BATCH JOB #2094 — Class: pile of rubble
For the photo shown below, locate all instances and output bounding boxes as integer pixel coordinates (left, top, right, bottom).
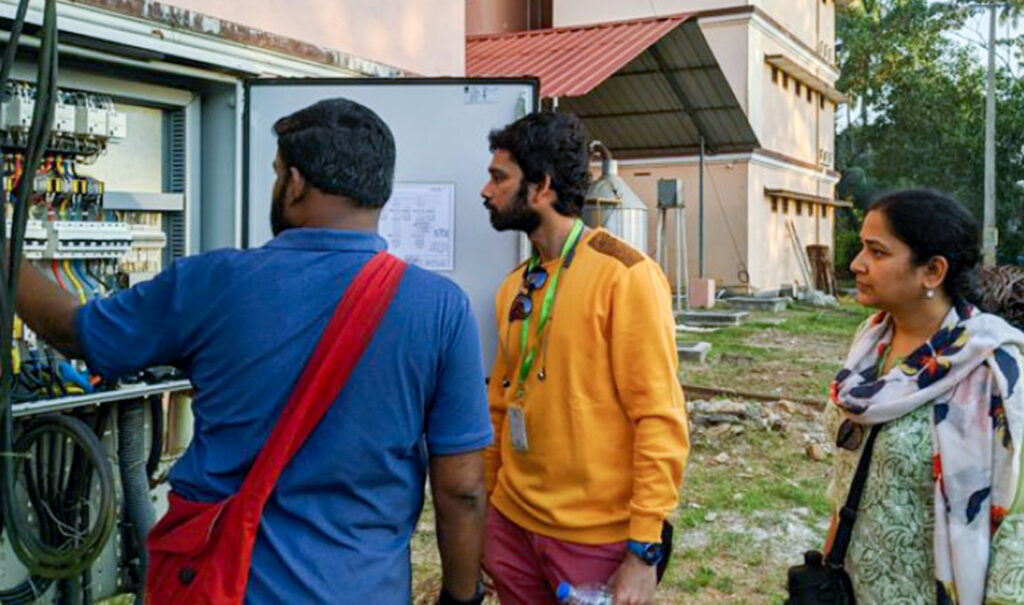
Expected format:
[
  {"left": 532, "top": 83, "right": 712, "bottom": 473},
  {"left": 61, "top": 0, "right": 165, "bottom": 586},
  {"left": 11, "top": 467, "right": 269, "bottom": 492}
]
[{"left": 686, "top": 398, "right": 830, "bottom": 461}]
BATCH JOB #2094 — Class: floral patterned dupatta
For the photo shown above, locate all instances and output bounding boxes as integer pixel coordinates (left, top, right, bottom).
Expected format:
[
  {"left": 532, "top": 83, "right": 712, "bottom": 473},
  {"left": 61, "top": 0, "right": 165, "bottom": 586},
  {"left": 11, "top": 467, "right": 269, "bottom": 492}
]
[{"left": 832, "top": 302, "right": 1024, "bottom": 605}]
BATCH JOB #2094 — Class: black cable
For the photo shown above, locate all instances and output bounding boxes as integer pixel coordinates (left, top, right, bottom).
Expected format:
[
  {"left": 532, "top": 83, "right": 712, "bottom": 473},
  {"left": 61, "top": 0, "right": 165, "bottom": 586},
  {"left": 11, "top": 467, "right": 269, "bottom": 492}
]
[
  {"left": 0, "top": 576, "right": 52, "bottom": 605},
  {"left": 0, "top": 2, "right": 122, "bottom": 577},
  {"left": 12, "top": 413, "right": 117, "bottom": 579},
  {"left": 0, "top": 0, "right": 129, "bottom": 587},
  {"left": 0, "top": 0, "right": 31, "bottom": 103},
  {"left": 146, "top": 395, "right": 163, "bottom": 481}
]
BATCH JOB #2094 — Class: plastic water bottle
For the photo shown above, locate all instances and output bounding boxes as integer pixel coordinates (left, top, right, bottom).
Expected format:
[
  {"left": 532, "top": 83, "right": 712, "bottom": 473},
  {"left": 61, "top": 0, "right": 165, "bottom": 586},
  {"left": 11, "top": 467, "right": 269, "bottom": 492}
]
[{"left": 556, "top": 581, "right": 613, "bottom": 605}]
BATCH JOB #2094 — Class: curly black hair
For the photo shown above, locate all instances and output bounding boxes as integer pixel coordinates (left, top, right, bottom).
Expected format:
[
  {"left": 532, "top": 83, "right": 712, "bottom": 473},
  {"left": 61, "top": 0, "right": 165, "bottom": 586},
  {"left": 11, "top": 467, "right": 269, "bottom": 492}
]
[
  {"left": 488, "top": 112, "right": 591, "bottom": 217},
  {"left": 273, "top": 98, "right": 395, "bottom": 208},
  {"left": 869, "top": 189, "right": 983, "bottom": 307}
]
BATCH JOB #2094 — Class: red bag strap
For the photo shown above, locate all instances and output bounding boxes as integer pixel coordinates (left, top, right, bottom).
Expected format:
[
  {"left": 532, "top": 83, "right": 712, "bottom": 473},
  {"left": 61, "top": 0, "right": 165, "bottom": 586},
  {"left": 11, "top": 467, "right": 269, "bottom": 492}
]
[{"left": 239, "top": 251, "right": 406, "bottom": 503}]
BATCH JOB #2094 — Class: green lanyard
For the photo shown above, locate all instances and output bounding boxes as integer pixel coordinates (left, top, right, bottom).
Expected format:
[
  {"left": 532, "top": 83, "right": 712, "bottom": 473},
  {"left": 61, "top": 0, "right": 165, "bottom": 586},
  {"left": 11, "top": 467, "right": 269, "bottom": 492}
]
[{"left": 516, "top": 219, "right": 584, "bottom": 390}]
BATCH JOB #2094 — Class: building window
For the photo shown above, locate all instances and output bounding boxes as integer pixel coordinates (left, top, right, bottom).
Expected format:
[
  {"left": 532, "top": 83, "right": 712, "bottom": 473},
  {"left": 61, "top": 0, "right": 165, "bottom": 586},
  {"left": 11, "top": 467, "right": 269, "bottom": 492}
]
[
  {"left": 820, "top": 95, "right": 826, "bottom": 110},
  {"left": 771, "top": 66, "right": 778, "bottom": 83},
  {"left": 782, "top": 73, "right": 789, "bottom": 88},
  {"left": 794, "top": 81, "right": 801, "bottom": 97},
  {"left": 782, "top": 198, "right": 789, "bottom": 213},
  {"left": 795, "top": 200, "right": 803, "bottom": 215},
  {"left": 771, "top": 197, "right": 778, "bottom": 212},
  {"left": 807, "top": 88, "right": 813, "bottom": 103}
]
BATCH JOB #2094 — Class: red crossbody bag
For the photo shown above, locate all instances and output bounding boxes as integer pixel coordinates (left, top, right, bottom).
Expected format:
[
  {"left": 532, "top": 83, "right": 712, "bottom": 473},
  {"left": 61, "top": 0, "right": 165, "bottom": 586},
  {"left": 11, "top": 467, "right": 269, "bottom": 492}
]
[{"left": 145, "top": 251, "right": 406, "bottom": 604}]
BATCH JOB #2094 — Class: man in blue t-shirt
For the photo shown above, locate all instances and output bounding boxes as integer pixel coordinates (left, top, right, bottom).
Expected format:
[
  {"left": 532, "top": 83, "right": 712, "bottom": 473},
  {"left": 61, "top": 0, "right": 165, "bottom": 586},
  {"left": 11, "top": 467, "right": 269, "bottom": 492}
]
[{"left": 14, "top": 99, "right": 491, "bottom": 605}]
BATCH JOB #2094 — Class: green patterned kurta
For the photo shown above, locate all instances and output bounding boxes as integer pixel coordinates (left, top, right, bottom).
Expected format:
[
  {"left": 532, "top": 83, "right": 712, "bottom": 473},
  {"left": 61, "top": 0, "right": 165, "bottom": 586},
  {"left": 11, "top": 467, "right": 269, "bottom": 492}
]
[{"left": 826, "top": 405, "right": 1024, "bottom": 604}]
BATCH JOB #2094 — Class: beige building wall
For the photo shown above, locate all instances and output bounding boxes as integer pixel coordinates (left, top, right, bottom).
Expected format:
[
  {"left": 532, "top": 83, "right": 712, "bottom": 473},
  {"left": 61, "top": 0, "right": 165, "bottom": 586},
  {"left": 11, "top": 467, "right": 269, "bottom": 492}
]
[
  {"left": 748, "top": 162, "right": 838, "bottom": 290},
  {"left": 697, "top": 20, "right": 751, "bottom": 113},
  {"left": 616, "top": 159, "right": 752, "bottom": 291},
  {"left": 553, "top": 0, "right": 828, "bottom": 41},
  {"left": 161, "top": 0, "right": 466, "bottom": 75},
  {"left": 613, "top": 155, "right": 838, "bottom": 293},
  {"left": 471, "top": 0, "right": 841, "bottom": 291},
  {"left": 700, "top": 8, "right": 837, "bottom": 166}
]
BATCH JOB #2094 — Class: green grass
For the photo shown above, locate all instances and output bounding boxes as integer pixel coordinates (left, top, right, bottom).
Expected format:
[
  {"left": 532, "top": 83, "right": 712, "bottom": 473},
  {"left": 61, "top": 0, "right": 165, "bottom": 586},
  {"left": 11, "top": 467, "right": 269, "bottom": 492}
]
[
  {"left": 674, "top": 431, "right": 831, "bottom": 526},
  {"left": 680, "top": 299, "right": 873, "bottom": 400}
]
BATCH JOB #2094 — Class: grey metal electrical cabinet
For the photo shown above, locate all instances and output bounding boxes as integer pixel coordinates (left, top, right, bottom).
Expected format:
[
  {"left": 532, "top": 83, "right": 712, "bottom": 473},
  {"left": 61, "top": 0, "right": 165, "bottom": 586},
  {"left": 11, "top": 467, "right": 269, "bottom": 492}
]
[{"left": 244, "top": 78, "right": 537, "bottom": 365}]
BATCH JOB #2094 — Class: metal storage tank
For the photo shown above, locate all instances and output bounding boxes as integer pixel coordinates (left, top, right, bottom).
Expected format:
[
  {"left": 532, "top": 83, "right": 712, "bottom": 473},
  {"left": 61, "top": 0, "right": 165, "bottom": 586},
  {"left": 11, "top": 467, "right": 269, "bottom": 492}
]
[{"left": 583, "top": 141, "right": 648, "bottom": 253}]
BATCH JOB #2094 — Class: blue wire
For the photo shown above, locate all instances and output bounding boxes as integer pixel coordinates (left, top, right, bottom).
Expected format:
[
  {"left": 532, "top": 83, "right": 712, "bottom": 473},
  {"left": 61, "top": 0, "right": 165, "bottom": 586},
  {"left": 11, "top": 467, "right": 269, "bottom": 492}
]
[{"left": 71, "top": 260, "right": 96, "bottom": 299}]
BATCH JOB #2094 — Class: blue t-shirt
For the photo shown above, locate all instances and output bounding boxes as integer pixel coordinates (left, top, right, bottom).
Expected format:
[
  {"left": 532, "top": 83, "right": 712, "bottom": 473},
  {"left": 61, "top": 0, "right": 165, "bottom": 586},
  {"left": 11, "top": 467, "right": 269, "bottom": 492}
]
[{"left": 76, "top": 228, "right": 492, "bottom": 604}]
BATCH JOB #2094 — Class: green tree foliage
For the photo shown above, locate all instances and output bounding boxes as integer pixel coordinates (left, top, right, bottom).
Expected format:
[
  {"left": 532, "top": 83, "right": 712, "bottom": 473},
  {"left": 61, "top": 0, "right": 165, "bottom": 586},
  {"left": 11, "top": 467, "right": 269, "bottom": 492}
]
[{"left": 836, "top": 0, "right": 1024, "bottom": 264}]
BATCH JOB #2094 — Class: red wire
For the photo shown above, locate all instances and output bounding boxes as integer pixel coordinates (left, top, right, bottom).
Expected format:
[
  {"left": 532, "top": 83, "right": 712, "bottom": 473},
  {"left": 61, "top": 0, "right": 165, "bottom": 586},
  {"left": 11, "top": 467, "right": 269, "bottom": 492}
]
[{"left": 51, "top": 260, "right": 66, "bottom": 290}]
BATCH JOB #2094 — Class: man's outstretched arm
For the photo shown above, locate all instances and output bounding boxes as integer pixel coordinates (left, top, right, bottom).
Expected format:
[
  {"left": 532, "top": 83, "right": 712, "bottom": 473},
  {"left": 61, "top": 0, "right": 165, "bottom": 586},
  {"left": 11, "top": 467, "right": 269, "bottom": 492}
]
[
  {"left": 16, "top": 260, "right": 83, "bottom": 359},
  {"left": 430, "top": 450, "right": 487, "bottom": 603}
]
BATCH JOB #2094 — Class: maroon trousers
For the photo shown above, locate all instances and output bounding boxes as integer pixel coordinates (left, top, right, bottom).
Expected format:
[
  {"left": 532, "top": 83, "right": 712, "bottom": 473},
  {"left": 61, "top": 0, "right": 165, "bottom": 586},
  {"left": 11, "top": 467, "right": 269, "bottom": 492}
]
[{"left": 484, "top": 506, "right": 627, "bottom": 605}]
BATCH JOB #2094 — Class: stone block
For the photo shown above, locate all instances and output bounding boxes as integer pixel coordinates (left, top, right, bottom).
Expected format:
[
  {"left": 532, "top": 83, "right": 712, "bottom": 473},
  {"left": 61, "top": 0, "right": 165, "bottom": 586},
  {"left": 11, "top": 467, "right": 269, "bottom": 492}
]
[{"left": 677, "top": 341, "right": 711, "bottom": 364}]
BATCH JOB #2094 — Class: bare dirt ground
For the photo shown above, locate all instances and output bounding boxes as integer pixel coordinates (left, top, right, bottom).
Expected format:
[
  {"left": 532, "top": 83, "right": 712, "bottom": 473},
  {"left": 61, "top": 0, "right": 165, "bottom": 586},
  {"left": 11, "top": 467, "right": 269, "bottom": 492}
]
[{"left": 411, "top": 300, "right": 872, "bottom": 604}]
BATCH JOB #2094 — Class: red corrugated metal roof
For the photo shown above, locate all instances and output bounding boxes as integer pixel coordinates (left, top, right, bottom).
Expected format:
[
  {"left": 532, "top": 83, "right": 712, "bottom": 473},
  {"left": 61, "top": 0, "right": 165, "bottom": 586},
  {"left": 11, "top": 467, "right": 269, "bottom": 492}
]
[{"left": 466, "top": 13, "right": 692, "bottom": 99}]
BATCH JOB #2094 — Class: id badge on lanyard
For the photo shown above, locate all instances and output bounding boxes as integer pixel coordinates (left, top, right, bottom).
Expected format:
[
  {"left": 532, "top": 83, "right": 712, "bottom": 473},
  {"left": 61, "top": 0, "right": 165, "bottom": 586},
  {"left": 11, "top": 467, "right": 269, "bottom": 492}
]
[
  {"left": 505, "top": 220, "right": 583, "bottom": 455},
  {"left": 508, "top": 403, "right": 529, "bottom": 452}
]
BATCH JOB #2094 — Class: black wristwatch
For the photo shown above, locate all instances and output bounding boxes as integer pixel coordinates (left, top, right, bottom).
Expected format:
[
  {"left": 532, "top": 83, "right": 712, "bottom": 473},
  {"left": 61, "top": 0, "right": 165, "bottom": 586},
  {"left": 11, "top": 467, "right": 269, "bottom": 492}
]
[{"left": 438, "top": 583, "right": 485, "bottom": 605}]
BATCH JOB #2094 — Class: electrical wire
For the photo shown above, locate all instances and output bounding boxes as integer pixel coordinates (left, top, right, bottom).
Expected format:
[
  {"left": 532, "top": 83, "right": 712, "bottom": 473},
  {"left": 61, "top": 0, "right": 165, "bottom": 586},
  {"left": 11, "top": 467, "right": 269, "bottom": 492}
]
[
  {"left": 71, "top": 260, "right": 94, "bottom": 298},
  {"left": 15, "top": 413, "right": 115, "bottom": 579},
  {"left": 704, "top": 162, "right": 750, "bottom": 284},
  {"left": 63, "top": 260, "right": 87, "bottom": 304},
  {"left": 50, "top": 259, "right": 65, "bottom": 291},
  {"left": 0, "top": 0, "right": 118, "bottom": 579},
  {"left": 0, "top": 0, "right": 31, "bottom": 102}
]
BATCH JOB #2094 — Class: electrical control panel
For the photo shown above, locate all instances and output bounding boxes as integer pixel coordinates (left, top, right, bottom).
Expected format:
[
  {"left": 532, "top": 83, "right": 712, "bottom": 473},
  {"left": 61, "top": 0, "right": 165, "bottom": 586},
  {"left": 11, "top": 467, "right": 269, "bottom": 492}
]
[{"left": 0, "top": 77, "right": 189, "bottom": 604}]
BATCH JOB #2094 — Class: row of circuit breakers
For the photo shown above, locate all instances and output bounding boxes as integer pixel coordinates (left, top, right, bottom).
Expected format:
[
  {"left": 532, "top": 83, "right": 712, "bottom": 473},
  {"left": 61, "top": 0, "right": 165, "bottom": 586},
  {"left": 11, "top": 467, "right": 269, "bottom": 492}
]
[
  {"left": 3, "top": 81, "right": 128, "bottom": 139},
  {"left": 2, "top": 81, "right": 168, "bottom": 408},
  {"left": 2, "top": 82, "right": 165, "bottom": 267}
]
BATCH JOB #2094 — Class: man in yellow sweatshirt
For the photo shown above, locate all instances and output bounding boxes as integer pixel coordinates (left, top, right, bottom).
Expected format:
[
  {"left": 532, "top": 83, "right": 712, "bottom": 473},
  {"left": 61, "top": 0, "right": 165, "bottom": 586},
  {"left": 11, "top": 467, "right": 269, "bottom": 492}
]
[{"left": 480, "top": 112, "right": 689, "bottom": 605}]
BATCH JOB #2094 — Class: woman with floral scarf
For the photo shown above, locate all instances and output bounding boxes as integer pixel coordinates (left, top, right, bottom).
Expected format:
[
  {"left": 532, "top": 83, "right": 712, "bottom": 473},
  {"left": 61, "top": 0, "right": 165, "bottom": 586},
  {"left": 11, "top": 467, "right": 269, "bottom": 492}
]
[{"left": 826, "top": 189, "right": 1024, "bottom": 605}]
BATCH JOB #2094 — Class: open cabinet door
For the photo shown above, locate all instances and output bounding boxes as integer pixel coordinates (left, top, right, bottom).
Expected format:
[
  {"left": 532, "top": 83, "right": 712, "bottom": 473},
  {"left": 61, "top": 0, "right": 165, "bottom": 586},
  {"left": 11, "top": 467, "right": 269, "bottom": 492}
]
[{"left": 243, "top": 77, "right": 537, "bottom": 366}]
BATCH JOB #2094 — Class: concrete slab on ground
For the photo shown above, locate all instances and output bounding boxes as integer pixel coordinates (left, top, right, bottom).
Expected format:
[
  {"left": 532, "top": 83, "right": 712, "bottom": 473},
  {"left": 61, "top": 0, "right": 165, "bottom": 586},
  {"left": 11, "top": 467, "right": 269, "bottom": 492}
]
[
  {"left": 725, "top": 297, "right": 789, "bottom": 313},
  {"left": 678, "top": 341, "right": 712, "bottom": 364},
  {"left": 677, "top": 310, "right": 749, "bottom": 327}
]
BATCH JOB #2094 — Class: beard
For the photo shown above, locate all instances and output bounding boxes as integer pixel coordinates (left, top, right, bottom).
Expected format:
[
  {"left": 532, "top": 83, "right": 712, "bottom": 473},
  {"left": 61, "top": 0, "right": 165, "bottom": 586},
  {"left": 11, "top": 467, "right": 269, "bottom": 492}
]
[
  {"left": 270, "top": 174, "right": 294, "bottom": 237},
  {"left": 486, "top": 180, "right": 541, "bottom": 233}
]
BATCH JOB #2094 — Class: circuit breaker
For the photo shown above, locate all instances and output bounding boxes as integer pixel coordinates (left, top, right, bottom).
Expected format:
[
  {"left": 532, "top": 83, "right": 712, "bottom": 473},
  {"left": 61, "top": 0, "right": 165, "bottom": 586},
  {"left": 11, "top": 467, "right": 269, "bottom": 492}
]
[{"left": 0, "top": 79, "right": 188, "bottom": 604}]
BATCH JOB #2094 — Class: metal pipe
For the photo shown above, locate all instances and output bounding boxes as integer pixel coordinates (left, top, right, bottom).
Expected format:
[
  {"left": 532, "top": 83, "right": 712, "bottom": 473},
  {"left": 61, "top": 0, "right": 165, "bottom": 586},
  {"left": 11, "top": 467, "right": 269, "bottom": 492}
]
[
  {"left": 698, "top": 136, "right": 706, "bottom": 278},
  {"left": 680, "top": 206, "right": 690, "bottom": 311},
  {"left": 12, "top": 379, "right": 192, "bottom": 418},
  {"left": 675, "top": 209, "right": 683, "bottom": 312},
  {"left": 590, "top": 141, "right": 613, "bottom": 177}
]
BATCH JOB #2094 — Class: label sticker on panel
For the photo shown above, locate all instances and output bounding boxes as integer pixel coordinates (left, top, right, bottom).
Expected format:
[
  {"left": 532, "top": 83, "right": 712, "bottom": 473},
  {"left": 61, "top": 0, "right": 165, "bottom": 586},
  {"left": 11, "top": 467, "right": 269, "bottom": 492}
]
[{"left": 464, "top": 85, "right": 499, "bottom": 105}]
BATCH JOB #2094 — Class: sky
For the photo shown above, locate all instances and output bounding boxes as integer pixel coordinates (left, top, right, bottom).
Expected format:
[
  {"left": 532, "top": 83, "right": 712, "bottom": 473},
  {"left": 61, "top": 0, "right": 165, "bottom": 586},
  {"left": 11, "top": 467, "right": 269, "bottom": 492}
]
[{"left": 946, "top": 3, "right": 1022, "bottom": 77}]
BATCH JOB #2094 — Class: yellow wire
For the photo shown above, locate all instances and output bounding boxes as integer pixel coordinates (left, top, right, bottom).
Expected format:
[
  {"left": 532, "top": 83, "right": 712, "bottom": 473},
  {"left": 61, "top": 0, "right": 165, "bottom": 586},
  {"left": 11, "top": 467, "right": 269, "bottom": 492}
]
[{"left": 63, "top": 260, "right": 88, "bottom": 305}]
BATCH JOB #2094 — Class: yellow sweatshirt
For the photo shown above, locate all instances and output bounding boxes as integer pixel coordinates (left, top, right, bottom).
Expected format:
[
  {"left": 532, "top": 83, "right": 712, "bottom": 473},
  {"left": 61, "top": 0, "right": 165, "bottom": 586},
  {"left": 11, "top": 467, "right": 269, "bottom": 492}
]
[{"left": 485, "top": 228, "right": 689, "bottom": 544}]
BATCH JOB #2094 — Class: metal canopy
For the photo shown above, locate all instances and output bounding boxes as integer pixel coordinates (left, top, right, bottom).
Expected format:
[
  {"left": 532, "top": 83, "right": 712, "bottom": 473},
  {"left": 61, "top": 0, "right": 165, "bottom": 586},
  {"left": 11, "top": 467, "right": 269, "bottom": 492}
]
[{"left": 466, "top": 15, "right": 759, "bottom": 158}]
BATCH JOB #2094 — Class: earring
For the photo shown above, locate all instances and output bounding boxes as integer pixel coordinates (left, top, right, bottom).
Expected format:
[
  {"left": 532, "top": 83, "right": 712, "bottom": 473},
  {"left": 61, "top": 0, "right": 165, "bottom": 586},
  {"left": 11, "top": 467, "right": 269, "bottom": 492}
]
[{"left": 926, "top": 289, "right": 935, "bottom": 299}]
